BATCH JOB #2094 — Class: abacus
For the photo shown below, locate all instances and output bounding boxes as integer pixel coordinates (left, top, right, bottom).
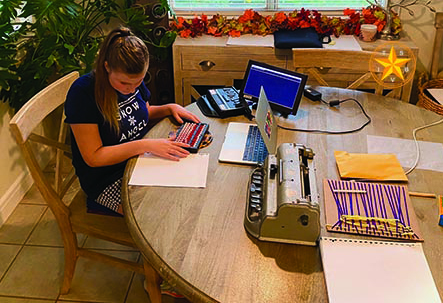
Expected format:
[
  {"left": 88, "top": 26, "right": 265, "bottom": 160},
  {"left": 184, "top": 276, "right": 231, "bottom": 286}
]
[
  {"left": 324, "top": 179, "right": 423, "bottom": 241},
  {"left": 174, "top": 122, "right": 209, "bottom": 153}
]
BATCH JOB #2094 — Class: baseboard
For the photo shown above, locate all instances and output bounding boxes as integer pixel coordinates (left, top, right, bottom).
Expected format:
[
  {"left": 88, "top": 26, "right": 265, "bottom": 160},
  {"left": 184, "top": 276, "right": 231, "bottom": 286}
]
[
  {"left": 0, "top": 170, "right": 34, "bottom": 227},
  {"left": 0, "top": 144, "right": 54, "bottom": 227}
]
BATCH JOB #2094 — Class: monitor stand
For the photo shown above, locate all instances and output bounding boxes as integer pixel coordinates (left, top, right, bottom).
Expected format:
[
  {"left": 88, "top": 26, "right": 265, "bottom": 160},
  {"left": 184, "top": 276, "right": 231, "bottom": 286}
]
[{"left": 251, "top": 102, "right": 297, "bottom": 120}]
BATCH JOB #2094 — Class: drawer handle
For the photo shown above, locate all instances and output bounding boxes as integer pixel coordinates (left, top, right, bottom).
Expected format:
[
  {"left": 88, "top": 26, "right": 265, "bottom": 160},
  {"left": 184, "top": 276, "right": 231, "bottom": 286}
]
[
  {"left": 199, "top": 60, "right": 215, "bottom": 71},
  {"left": 316, "top": 67, "right": 331, "bottom": 73}
]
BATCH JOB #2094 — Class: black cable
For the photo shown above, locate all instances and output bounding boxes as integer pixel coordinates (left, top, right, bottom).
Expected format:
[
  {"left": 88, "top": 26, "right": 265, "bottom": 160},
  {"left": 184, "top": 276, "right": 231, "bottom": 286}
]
[{"left": 277, "top": 98, "right": 371, "bottom": 134}]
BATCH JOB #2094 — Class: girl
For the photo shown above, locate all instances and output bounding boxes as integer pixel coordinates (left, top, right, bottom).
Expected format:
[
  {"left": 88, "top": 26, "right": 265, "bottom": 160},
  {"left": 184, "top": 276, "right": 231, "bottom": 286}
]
[{"left": 65, "top": 27, "right": 199, "bottom": 216}]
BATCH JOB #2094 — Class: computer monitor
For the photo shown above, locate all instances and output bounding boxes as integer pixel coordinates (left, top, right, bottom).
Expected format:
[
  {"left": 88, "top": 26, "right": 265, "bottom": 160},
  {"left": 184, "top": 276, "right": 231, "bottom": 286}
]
[{"left": 239, "top": 60, "right": 308, "bottom": 117}]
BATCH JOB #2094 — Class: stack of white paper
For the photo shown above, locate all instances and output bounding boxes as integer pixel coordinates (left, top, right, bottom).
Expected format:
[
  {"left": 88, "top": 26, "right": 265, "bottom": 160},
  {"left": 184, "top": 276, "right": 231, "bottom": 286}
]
[
  {"left": 427, "top": 88, "right": 443, "bottom": 105},
  {"left": 129, "top": 153, "right": 209, "bottom": 188},
  {"left": 320, "top": 237, "right": 441, "bottom": 303}
]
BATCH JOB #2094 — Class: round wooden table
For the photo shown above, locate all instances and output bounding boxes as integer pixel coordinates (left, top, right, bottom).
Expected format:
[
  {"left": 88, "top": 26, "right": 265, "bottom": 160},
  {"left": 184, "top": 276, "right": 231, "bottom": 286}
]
[{"left": 122, "top": 87, "right": 443, "bottom": 302}]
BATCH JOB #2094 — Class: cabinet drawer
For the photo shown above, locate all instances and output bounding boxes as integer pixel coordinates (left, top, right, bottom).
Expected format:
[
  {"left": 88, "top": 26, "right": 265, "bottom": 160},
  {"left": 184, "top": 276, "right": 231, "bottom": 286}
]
[{"left": 180, "top": 48, "right": 287, "bottom": 72}]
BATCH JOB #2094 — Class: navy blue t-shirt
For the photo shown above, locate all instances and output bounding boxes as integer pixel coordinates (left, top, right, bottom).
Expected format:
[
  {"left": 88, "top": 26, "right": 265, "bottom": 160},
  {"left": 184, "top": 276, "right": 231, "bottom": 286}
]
[{"left": 64, "top": 73, "right": 150, "bottom": 201}]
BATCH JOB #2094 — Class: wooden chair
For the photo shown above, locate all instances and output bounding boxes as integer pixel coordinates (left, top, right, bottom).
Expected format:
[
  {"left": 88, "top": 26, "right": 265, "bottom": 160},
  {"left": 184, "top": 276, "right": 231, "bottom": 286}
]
[
  {"left": 431, "top": 12, "right": 443, "bottom": 80},
  {"left": 9, "top": 71, "right": 161, "bottom": 302},
  {"left": 292, "top": 49, "right": 402, "bottom": 99}
]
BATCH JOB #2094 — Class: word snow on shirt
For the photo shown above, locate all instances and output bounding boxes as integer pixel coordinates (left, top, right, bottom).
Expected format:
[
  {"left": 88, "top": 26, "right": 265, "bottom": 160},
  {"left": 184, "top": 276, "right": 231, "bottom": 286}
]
[{"left": 117, "top": 89, "right": 149, "bottom": 142}]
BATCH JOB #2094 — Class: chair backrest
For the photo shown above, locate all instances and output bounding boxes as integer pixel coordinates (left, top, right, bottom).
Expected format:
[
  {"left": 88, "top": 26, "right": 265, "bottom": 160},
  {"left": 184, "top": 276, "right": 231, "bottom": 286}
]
[
  {"left": 292, "top": 49, "right": 401, "bottom": 99},
  {"left": 431, "top": 12, "right": 443, "bottom": 80},
  {"left": 10, "top": 71, "right": 79, "bottom": 222}
]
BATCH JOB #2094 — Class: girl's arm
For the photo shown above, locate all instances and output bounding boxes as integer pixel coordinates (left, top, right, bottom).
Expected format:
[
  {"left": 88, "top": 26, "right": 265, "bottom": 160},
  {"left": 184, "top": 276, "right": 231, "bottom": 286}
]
[
  {"left": 149, "top": 103, "right": 200, "bottom": 124},
  {"left": 70, "top": 124, "right": 190, "bottom": 167}
]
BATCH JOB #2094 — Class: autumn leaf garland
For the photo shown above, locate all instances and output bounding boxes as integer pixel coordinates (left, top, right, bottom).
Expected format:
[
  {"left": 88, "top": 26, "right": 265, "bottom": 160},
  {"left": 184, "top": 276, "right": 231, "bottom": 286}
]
[{"left": 170, "top": 6, "right": 401, "bottom": 38}]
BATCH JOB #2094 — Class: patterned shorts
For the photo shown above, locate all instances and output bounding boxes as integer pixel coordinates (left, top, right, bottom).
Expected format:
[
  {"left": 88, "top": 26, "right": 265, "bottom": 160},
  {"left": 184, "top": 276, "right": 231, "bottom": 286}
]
[{"left": 95, "top": 178, "right": 122, "bottom": 212}]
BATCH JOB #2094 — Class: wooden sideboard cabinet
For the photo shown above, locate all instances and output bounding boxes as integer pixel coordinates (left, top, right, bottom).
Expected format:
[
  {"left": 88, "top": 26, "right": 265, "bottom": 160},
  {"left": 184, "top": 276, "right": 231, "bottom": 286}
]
[{"left": 173, "top": 35, "right": 418, "bottom": 105}]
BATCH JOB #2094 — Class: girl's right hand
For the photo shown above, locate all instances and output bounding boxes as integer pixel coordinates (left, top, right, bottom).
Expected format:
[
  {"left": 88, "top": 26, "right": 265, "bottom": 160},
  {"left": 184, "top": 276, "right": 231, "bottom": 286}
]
[{"left": 144, "top": 138, "right": 190, "bottom": 161}]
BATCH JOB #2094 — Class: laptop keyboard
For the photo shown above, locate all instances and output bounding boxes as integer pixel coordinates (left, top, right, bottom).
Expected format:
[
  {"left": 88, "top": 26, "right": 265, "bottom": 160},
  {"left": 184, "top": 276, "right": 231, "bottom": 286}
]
[{"left": 243, "top": 125, "right": 268, "bottom": 162}]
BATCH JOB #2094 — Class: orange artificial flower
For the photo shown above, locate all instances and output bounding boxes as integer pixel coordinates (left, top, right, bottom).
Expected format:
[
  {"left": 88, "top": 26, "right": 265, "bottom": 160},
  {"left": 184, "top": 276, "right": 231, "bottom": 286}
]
[
  {"left": 274, "top": 12, "right": 287, "bottom": 23},
  {"left": 343, "top": 8, "right": 356, "bottom": 16},
  {"left": 299, "top": 20, "right": 311, "bottom": 28},
  {"left": 207, "top": 26, "right": 218, "bottom": 35},
  {"left": 238, "top": 9, "right": 255, "bottom": 23},
  {"left": 179, "top": 29, "right": 192, "bottom": 38},
  {"left": 228, "top": 29, "right": 242, "bottom": 37},
  {"left": 171, "top": 17, "right": 185, "bottom": 29},
  {"left": 374, "top": 20, "right": 385, "bottom": 32},
  {"left": 264, "top": 15, "right": 272, "bottom": 26},
  {"left": 287, "top": 16, "right": 299, "bottom": 29},
  {"left": 362, "top": 8, "right": 372, "bottom": 16}
]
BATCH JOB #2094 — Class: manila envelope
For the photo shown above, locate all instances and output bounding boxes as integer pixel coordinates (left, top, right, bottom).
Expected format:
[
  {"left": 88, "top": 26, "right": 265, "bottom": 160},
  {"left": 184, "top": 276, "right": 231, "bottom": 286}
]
[{"left": 334, "top": 150, "right": 408, "bottom": 181}]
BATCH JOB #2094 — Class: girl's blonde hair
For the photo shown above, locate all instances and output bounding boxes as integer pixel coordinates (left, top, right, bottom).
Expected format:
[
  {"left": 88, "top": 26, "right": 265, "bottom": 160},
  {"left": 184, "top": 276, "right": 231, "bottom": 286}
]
[{"left": 94, "top": 27, "right": 149, "bottom": 133}]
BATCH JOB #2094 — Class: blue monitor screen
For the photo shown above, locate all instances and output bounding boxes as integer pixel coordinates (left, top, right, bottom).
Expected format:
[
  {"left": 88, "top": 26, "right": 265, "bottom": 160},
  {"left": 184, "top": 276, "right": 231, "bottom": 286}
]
[{"left": 239, "top": 60, "right": 308, "bottom": 116}]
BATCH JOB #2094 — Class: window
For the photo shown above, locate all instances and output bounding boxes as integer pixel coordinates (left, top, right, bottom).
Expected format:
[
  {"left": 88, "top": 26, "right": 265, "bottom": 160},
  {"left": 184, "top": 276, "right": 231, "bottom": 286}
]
[
  {"left": 0, "top": 1, "right": 33, "bottom": 31},
  {"left": 170, "top": 0, "right": 386, "bottom": 15}
]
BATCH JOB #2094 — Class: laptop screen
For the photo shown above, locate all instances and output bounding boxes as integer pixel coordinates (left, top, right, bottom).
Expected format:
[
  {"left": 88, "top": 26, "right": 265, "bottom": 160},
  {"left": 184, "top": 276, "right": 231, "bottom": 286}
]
[
  {"left": 256, "top": 87, "right": 278, "bottom": 155},
  {"left": 239, "top": 60, "right": 307, "bottom": 116}
]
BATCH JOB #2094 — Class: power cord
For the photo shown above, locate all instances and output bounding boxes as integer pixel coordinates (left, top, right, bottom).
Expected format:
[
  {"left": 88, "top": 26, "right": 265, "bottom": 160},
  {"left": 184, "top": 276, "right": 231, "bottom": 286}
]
[
  {"left": 404, "top": 117, "right": 443, "bottom": 175},
  {"left": 277, "top": 98, "right": 371, "bottom": 134},
  {"left": 289, "top": 87, "right": 443, "bottom": 175}
]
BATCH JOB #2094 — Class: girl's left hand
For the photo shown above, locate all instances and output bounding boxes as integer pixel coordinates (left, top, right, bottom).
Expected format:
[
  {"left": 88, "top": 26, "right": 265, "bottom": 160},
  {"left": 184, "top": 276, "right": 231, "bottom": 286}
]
[{"left": 169, "top": 104, "right": 200, "bottom": 124}]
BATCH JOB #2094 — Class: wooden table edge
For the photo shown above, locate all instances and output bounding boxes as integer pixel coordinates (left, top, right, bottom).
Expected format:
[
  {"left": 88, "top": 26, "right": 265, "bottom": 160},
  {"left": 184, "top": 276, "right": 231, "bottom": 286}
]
[{"left": 122, "top": 155, "right": 219, "bottom": 303}]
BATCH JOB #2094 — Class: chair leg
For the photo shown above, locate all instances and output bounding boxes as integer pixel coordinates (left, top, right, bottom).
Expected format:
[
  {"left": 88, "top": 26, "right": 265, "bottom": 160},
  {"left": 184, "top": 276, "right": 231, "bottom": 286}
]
[
  {"left": 60, "top": 239, "right": 78, "bottom": 295},
  {"left": 143, "top": 259, "right": 162, "bottom": 303}
]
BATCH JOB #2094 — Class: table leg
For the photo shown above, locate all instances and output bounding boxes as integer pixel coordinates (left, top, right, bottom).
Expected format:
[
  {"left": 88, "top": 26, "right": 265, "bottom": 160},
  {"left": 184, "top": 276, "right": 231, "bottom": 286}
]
[{"left": 143, "top": 259, "right": 162, "bottom": 303}]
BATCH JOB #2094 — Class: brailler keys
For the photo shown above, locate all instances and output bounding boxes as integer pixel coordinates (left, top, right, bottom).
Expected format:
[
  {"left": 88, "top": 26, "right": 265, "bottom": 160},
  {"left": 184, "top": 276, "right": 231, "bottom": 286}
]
[{"left": 173, "top": 122, "right": 209, "bottom": 153}]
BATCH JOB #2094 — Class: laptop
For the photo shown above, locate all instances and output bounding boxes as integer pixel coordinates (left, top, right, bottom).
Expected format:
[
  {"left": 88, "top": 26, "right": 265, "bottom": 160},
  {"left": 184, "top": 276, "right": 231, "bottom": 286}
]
[{"left": 218, "top": 87, "right": 278, "bottom": 165}]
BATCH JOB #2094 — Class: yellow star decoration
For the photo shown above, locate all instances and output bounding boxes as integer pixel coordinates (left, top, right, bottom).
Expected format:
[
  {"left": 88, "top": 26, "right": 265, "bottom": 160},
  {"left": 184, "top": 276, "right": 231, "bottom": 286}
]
[{"left": 374, "top": 46, "right": 411, "bottom": 81}]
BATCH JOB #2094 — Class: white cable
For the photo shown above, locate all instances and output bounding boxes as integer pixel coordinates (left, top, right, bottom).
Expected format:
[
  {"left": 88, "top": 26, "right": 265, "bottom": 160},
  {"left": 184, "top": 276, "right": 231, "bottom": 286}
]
[{"left": 404, "top": 117, "right": 443, "bottom": 175}]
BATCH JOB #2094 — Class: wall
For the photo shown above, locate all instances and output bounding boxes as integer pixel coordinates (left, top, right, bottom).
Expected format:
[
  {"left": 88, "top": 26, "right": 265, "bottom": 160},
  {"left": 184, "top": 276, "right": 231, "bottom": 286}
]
[
  {"left": 0, "top": 101, "right": 34, "bottom": 226},
  {"left": 0, "top": 98, "right": 57, "bottom": 228},
  {"left": 400, "top": 2, "right": 443, "bottom": 76}
]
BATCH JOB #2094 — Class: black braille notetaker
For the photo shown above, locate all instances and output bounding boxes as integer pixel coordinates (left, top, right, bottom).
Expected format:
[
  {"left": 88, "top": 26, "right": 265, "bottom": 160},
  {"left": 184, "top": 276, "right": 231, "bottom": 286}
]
[{"left": 173, "top": 122, "right": 209, "bottom": 153}]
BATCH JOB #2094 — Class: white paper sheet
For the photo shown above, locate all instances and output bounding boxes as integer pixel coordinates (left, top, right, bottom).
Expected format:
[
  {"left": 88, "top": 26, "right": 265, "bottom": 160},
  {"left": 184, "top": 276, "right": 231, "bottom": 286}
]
[
  {"left": 320, "top": 237, "right": 441, "bottom": 303},
  {"left": 367, "top": 135, "right": 443, "bottom": 173},
  {"left": 323, "top": 35, "right": 362, "bottom": 51},
  {"left": 226, "top": 34, "right": 274, "bottom": 47},
  {"left": 129, "top": 153, "right": 209, "bottom": 187},
  {"left": 427, "top": 88, "right": 443, "bottom": 105},
  {"left": 226, "top": 34, "right": 360, "bottom": 50}
]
